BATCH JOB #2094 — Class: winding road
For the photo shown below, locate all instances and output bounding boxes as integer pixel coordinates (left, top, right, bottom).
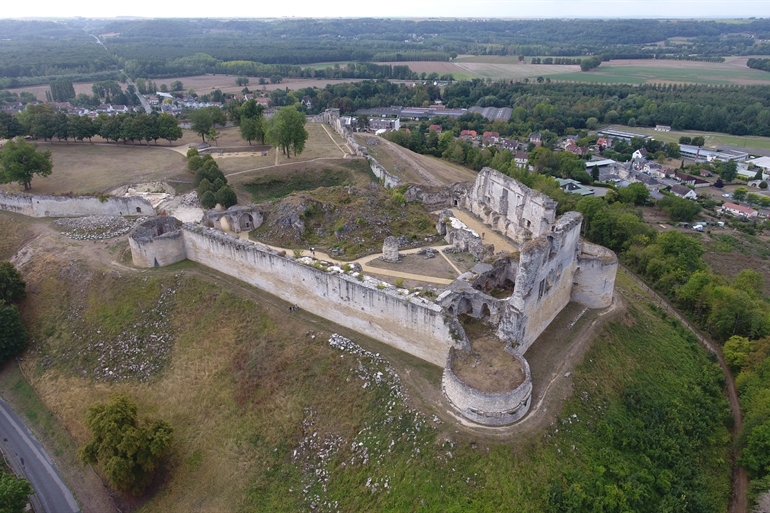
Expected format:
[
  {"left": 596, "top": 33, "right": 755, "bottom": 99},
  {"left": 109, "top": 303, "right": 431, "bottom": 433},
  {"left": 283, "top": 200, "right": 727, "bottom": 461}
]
[{"left": 0, "top": 397, "right": 79, "bottom": 513}]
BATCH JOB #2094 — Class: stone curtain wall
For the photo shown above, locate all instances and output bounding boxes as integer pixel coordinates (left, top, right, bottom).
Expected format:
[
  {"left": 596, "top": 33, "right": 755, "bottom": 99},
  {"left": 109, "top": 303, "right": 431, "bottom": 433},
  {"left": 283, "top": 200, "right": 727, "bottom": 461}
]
[
  {"left": 317, "top": 109, "right": 402, "bottom": 189},
  {"left": 464, "top": 168, "right": 557, "bottom": 245},
  {"left": 0, "top": 191, "right": 154, "bottom": 218},
  {"left": 181, "top": 224, "right": 459, "bottom": 366}
]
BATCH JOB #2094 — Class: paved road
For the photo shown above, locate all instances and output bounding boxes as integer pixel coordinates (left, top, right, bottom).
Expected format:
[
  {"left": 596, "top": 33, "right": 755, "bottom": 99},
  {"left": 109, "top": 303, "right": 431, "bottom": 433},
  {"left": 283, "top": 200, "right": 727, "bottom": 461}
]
[{"left": 0, "top": 398, "right": 79, "bottom": 513}]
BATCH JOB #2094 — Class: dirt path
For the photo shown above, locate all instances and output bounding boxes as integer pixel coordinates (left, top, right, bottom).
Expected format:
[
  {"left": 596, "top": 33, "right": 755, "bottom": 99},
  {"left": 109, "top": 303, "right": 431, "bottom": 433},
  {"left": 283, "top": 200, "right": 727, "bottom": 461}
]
[
  {"left": 223, "top": 156, "right": 364, "bottom": 178},
  {"left": 620, "top": 265, "right": 747, "bottom": 513},
  {"left": 320, "top": 123, "right": 351, "bottom": 157}
]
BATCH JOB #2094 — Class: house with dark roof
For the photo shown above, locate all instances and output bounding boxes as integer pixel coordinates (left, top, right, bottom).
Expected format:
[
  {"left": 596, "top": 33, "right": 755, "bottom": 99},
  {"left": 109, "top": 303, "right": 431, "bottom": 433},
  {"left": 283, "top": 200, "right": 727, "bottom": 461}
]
[{"left": 671, "top": 184, "right": 697, "bottom": 200}]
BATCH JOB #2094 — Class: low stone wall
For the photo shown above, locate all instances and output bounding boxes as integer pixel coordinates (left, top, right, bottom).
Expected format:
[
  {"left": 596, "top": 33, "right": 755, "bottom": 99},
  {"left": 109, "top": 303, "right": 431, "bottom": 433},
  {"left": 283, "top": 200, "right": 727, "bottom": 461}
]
[
  {"left": 0, "top": 191, "right": 154, "bottom": 218},
  {"left": 318, "top": 109, "right": 402, "bottom": 188},
  {"left": 181, "top": 224, "right": 463, "bottom": 366},
  {"left": 442, "top": 348, "right": 532, "bottom": 426}
]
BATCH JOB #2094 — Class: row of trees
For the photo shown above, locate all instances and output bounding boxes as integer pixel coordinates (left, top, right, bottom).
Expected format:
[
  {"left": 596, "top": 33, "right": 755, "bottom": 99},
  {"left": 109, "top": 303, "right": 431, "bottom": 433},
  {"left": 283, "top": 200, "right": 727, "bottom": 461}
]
[
  {"left": 186, "top": 149, "right": 237, "bottom": 209},
  {"left": 18, "top": 104, "right": 182, "bottom": 146},
  {"left": 747, "top": 58, "right": 770, "bottom": 72}
]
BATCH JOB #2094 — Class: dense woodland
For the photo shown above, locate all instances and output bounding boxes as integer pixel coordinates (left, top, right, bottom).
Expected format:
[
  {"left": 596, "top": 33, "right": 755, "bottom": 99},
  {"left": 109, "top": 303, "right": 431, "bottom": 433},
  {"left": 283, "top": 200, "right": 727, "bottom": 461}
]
[
  {"left": 307, "top": 80, "right": 770, "bottom": 137},
  {"left": 3, "top": 18, "right": 770, "bottom": 86}
]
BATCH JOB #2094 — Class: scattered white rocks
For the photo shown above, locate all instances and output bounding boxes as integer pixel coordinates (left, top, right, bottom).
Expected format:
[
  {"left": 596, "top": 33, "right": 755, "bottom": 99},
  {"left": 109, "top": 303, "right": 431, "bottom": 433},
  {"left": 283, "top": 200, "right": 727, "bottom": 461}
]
[{"left": 55, "top": 215, "right": 146, "bottom": 240}]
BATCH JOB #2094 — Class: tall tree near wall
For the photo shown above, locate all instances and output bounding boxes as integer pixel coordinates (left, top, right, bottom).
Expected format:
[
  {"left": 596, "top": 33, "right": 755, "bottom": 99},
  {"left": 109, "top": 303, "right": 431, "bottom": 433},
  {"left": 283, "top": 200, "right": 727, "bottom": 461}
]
[
  {"left": 267, "top": 106, "right": 308, "bottom": 157},
  {"left": 0, "top": 138, "right": 53, "bottom": 190}
]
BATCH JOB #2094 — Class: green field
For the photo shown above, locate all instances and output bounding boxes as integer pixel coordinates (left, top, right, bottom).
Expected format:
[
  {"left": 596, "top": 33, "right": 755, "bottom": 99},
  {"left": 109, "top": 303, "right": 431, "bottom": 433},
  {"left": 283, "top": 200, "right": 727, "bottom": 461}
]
[
  {"left": 546, "top": 64, "right": 770, "bottom": 85},
  {"left": 607, "top": 124, "right": 770, "bottom": 153}
]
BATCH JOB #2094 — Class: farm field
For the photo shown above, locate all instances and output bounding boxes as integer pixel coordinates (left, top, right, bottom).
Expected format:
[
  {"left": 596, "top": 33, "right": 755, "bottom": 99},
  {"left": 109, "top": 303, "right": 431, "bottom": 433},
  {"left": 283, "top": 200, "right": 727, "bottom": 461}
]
[
  {"left": 6, "top": 81, "right": 122, "bottom": 103},
  {"left": 605, "top": 124, "right": 770, "bottom": 153},
  {"left": 543, "top": 56, "right": 770, "bottom": 85},
  {"left": 150, "top": 75, "right": 362, "bottom": 95}
]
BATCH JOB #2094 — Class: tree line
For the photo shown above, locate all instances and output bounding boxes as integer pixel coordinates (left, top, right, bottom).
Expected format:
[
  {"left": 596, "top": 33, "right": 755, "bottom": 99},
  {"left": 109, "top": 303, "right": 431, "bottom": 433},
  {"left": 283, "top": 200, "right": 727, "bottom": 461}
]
[
  {"left": 747, "top": 58, "right": 770, "bottom": 73},
  {"left": 14, "top": 104, "right": 182, "bottom": 146}
]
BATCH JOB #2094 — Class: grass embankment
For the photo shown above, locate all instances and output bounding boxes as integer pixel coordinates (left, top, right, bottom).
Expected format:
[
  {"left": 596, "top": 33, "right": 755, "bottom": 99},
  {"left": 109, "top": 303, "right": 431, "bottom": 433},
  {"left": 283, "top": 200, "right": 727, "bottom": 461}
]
[
  {"left": 239, "top": 159, "right": 374, "bottom": 202},
  {"left": 13, "top": 244, "right": 732, "bottom": 511}
]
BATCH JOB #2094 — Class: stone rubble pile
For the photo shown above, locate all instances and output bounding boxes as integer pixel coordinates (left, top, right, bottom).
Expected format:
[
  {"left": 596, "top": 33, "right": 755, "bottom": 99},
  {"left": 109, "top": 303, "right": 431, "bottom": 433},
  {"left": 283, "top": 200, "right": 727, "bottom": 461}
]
[{"left": 54, "top": 215, "right": 147, "bottom": 240}]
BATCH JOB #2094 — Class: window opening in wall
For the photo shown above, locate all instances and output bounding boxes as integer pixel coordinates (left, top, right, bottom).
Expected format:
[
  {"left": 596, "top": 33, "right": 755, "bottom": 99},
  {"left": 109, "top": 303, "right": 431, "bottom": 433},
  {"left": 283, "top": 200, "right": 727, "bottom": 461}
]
[
  {"left": 136, "top": 207, "right": 142, "bottom": 213},
  {"left": 538, "top": 279, "right": 545, "bottom": 299},
  {"left": 526, "top": 219, "right": 531, "bottom": 228}
]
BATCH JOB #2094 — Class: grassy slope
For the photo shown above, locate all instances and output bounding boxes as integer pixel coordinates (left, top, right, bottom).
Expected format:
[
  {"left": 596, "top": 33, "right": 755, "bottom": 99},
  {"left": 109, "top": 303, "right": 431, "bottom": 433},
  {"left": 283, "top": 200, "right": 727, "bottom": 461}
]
[{"left": 13, "top": 240, "right": 731, "bottom": 511}]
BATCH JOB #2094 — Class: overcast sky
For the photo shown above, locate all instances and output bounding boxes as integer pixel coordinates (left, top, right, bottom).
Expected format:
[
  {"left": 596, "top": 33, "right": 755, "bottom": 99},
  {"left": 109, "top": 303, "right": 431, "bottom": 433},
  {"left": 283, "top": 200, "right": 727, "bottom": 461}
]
[{"left": 2, "top": 0, "right": 770, "bottom": 20}]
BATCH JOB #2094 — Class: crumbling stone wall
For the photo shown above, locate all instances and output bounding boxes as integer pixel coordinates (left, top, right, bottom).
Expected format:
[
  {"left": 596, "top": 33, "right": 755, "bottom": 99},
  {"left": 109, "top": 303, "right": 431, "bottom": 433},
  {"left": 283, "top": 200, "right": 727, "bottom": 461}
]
[
  {"left": 572, "top": 242, "right": 617, "bottom": 308},
  {"left": 497, "top": 212, "right": 583, "bottom": 353},
  {"left": 128, "top": 217, "right": 186, "bottom": 267},
  {"left": 202, "top": 206, "right": 263, "bottom": 234},
  {"left": 437, "top": 210, "right": 494, "bottom": 260},
  {"left": 442, "top": 348, "right": 532, "bottom": 425},
  {"left": 0, "top": 191, "right": 154, "bottom": 218},
  {"left": 462, "top": 167, "right": 557, "bottom": 245},
  {"left": 181, "top": 224, "right": 466, "bottom": 366}
]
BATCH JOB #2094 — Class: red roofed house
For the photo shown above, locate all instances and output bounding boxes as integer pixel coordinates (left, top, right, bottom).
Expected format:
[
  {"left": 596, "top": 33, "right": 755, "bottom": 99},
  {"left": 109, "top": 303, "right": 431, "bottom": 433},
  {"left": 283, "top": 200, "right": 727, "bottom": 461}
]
[
  {"left": 460, "top": 130, "right": 477, "bottom": 139},
  {"left": 428, "top": 124, "right": 442, "bottom": 133},
  {"left": 720, "top": 202, "right": 758, "bottom": 219},
  {"left": 597, "top": 138, "right": 612, "bottom": 150}
]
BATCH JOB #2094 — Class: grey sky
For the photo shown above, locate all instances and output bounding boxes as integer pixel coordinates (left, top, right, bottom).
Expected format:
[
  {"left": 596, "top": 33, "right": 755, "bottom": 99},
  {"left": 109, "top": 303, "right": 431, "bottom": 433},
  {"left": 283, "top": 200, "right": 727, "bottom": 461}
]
[{"left": 3, "top": 0, "right": 770, "bottom": 20}]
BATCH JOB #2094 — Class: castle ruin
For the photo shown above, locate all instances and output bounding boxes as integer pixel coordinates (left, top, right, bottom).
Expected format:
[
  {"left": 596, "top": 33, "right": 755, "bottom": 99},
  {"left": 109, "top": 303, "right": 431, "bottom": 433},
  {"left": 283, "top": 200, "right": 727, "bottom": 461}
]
[{"left": 128, "top": 167, "right": 617, "bottom": 426}]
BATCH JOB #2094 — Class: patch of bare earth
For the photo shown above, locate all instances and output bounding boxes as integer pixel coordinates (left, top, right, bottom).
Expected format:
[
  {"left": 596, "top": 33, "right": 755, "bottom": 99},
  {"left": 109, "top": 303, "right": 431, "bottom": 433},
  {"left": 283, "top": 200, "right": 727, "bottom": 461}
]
[
  {"left": 451, "top": 334, "right": 525, "bottom": 393},
  {"left": 365, "top": 252, "right": 456, "bottom": 279}
]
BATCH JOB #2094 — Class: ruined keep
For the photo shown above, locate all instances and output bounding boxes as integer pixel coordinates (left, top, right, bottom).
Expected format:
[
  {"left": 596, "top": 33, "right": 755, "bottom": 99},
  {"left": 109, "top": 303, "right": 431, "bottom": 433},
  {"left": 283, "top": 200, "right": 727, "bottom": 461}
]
[{"left": 127, "top": 167, "right": 617, "bottom": 426}]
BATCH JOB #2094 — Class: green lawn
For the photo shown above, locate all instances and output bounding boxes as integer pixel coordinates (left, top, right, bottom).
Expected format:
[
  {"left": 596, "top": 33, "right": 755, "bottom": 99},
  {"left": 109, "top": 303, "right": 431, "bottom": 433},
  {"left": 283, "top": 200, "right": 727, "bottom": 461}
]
[
  {"left": 607, "top": 124, "right": 770, "bottom": 153},
  {"left": 545, "top": 63, "right": 770, "bottom": 86}
]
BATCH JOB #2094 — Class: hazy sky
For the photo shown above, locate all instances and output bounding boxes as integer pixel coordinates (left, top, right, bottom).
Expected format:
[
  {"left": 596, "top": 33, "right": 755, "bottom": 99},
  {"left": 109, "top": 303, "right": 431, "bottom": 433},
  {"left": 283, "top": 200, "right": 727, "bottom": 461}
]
[{"left": 3, "top": 0, "right": 770, "bottom": 20}]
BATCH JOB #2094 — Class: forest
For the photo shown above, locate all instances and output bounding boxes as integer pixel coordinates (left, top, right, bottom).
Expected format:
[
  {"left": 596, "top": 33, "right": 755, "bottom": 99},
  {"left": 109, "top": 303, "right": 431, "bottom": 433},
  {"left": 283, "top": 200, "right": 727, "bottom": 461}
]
[
  {"left": 305, "top": 80, "right": 770, "bottom": 137},
  {"left": 3, "top": 18, "right": 770, "bottom": 86}
]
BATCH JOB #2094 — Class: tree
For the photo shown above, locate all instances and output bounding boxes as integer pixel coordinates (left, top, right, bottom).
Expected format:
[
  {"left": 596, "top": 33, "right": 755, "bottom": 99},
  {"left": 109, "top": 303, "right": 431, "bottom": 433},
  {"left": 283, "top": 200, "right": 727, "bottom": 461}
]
[
  {"left": 618, "top": 182, "right": 650, "bottom": 206},
  {"left": 215, "top": 185, "right": 238, "bottom": 208},
  {"left": 0, "top": 471, "right": 33, "bottom": 513},
  {"left": 157, "top": 113, "right": 182, "bottom": 145},
  {"left": 240, "top": 117, "right": 264, "bottom": 145},
  {"left": 657, "top": 195, "right": 701, "bottom": 222},
  {"left": 236, "top": 77, "right": 249, "bottom": 86},
  {"left": 0, "top": 138, "right": 53, "bottom": 190},
  {"left": 188, "top": 107, "right": 226, "bottom": 143},
  {"left": 733, "top": 187, "right": 748, "bottom": 203},
  {"left": 267, "top": 106, "right": 308, "bottom": 158},
  {"left": 0, "top": 302, "right": 27, "bottom": 362},
  {"left": 0, "top": 262, "right": 26, "bottom": 304},
  {"left": 170, "top": 80, "right": 183, "bottom": 92},
  {"left": 200, "top": 190, "right": 217, "bottom": 209},
  {"left": 78, "top": 394, "right": 173, "bottom": 495}
]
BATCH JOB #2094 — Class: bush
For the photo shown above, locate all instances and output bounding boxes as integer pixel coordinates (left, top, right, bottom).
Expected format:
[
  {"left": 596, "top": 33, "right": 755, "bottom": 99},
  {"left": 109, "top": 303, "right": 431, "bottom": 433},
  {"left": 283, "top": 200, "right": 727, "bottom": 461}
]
[
  {"left": 0, "top": 262, "right": 26, "bottom": 304},
  {"left": 200, "top": 190, "right": 217, "bottom": 209},
  {"left": 0, "top": 303, "right": 27, "bottom": 362},
  {"left": 215, "top": 186, "right": 238, "bottom": 209},
  {"left": 197, "top": 178, "right": 213, "bottom": 198},
  {"left": 78, "top": 394, "right": 173, "bottom": 495}
]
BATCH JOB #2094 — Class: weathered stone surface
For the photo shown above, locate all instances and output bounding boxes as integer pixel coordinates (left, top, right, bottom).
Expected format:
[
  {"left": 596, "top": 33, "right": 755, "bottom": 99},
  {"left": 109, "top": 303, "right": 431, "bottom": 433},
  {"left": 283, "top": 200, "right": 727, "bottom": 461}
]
[
  {"left": 0, "top": 191, "right": 154, "bottom": 218},
  {"left": 202, "top": 205, "right": 263, "bottom": 233},
  {"left": 129, "top": 217, "right": 185, "bottom": 268},
  {"left": 442, "top": 347, "right": 532, "bottom": 426},
  {"left": 381, "top": 236, "right": 400, "bottom": 263}
]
